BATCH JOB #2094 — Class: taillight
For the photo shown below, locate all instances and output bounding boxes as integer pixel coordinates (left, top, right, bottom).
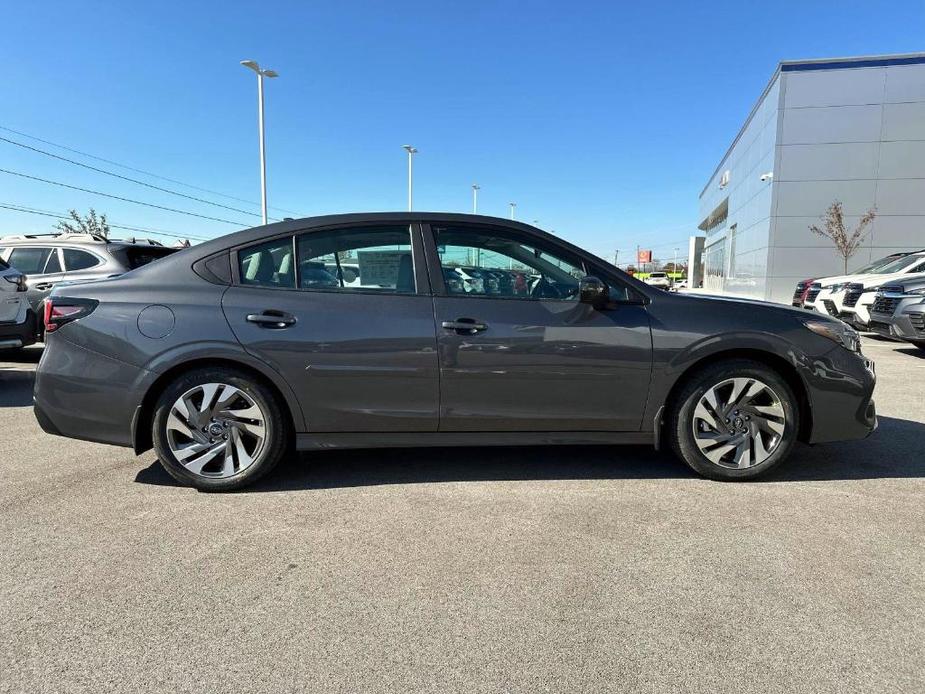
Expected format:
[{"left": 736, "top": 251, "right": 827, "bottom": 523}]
[
  {"left": 3, "top": 273, "right": 27, "bottom": 292},
  {"left": 800, "top": 278, "right": 815, "bottom": 302},
  {"left": 43, "top": 297, "right": 98, "bottom": 333}
]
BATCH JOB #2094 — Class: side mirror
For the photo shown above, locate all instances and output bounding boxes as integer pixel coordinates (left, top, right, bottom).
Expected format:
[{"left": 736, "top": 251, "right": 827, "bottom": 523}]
[{"left": 579, "top": 276, "right": 609, "bottom": 308}]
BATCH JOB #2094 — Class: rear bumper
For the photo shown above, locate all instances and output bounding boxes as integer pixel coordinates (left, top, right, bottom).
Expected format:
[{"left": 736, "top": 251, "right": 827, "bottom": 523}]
[
  {"left": 33, "top": 332, "right": 149, "bottom": 447},
  {"left": 0, "top": 309, "right": 38, "bottom": 349}
]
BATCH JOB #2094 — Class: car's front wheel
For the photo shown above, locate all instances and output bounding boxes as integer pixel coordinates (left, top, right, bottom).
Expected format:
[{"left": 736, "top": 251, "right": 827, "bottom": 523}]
[
  {"left": 668, "top": 360, "right": 799, "bottom": 481},
  {"left": 152, "top": 367, "right": 288, "bottom": 491}
]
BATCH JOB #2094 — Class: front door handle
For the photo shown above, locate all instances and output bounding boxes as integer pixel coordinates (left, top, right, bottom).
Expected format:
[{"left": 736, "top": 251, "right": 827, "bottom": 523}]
[
  {"left": 246, "top": 311, "right": 296, "bottom": 328},
  {"left": 441, "top": 318, "right": 488, "bottom": 334},
  {"left": 34, "top": 282, "right": 55, "bottom": 291}
]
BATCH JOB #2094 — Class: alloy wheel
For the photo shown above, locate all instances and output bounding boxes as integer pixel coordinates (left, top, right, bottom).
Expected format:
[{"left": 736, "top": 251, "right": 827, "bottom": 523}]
[
  {"left": 165, "top": 383, "right": 267, "bottom": 478},
  {"left": 691, "top": 377, "right": 786, "bottom": 469}
]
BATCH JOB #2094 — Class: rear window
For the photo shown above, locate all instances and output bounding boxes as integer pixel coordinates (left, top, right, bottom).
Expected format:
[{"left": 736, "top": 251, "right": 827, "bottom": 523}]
[{"left": 121, "top": 246, "right": 179, "bottom": 269}]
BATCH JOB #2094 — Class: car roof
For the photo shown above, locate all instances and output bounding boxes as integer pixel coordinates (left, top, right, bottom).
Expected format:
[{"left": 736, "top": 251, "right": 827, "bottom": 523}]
[{"left": 0, "top": 232, "right": 171, "bottom": 249}]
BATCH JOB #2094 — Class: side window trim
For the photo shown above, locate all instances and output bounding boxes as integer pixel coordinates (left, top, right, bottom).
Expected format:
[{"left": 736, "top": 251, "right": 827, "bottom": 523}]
[{"left": 231, "top": 222, "right": 432, "bottom": 296}]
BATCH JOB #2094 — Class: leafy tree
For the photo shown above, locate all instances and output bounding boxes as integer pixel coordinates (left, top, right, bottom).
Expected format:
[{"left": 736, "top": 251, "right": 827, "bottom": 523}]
[
  {"left": 809, "top": 201, "right": 877, "bottom": 274},
  {"left": 55, "top": 208, "right": 111, "bottom": 239}
]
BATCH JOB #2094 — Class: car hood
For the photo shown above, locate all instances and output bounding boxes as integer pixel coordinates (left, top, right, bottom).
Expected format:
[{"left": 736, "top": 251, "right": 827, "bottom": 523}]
[{"left": 675, "top": 291, "right": 836, "bottom": 321}]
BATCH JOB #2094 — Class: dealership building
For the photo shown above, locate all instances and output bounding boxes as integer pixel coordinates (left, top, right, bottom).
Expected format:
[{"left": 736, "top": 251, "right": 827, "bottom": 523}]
[{"left": 696, "top": 53, "right": 925, "bottom": 304}]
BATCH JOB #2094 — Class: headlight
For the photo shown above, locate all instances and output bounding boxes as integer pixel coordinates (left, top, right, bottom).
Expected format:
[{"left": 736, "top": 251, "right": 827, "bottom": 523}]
[
  {"left": 861, "top": 286, "right": 880, "bottom": 293},
  {"left": 826, "top": 283, "right": 846, "bottom": 292},
  {"left": 803, "top": 319, "right": 861, "bottom": 352},
  {"left": 906, "top": 287, "right": 925, "bottom": 296}
]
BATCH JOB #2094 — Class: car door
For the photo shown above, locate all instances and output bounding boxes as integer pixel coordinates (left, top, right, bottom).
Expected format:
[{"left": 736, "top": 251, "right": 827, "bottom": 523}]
[
  {"left": 222, "top": 222, "right": 440, "bottom": 433},
  {"left": 424, "top": 223, "right": 652, "bottom": 432},
  {"left": 5, "top": 247, "right": 66, "bottom": 311}
]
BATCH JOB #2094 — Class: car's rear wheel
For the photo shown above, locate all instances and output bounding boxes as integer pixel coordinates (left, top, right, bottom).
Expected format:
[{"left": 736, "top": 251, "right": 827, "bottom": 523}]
[
  {"left": 668, "top": 359, "right": 798, "bottom": 481},
  {"left": 152, "top": 367, "right": 288, "bottom": 491}
]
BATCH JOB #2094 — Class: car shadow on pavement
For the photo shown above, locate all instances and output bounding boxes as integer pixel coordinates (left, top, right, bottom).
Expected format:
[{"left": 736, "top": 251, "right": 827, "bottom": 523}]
[
  {"left": 135, "top": 415, "right": 925, "bottom": 491},
  {"left": 0, "top": 369, "right": 35, "bottom": 407}
]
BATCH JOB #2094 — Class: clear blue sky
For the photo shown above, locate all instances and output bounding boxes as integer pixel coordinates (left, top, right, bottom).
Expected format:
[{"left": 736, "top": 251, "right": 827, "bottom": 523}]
[{"left": 3, "top": 0, "right": 923, "bottom": 261}]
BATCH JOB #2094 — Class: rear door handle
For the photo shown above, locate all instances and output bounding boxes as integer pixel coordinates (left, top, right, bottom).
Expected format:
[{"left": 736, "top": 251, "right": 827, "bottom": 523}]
[
  {"left": 246, "top": 311, "right": 296, "bottom": 328},
  {"left": 34, "top": 283, "right": 55, "bottom": 291},
  {"left": 441, "top": 318, "right": 488, "bottom": 334}
]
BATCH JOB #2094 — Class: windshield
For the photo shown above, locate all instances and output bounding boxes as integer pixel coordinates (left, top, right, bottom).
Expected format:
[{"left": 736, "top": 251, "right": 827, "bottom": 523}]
[
  {"left": 854, "top": 254, "right": 907, "bottom": 274},
  {"left": 871, "top": 254, "right": 925, "bottom": 275}
]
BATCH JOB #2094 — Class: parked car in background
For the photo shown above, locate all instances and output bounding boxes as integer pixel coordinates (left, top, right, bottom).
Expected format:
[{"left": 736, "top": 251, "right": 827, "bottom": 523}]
[
  {"left": 673, "top": 278, "right": 689, "bottom": 291},
  {"left": 0, "top": 232, "right": 181, "bottom": 316},
  {"left": 803, "top": 252, "right": 914, "bottom": 314},
  {"left": 0, "top": 256, "right": 37, "bottom": 350},
  {"left": 868, "top": 273, "right": 925, "bottom": 352},
  {"left": 644, "top": 271, "right": 671, "bottom": 289},
  {"left": 815, "top": 251, "right": 925, "bottom": 328},
  {"left": 791, "top": 278, "right": 815, "bottom": 308},
  {"left": 34, "top": 213, "right": 877, "bottom": 491}
]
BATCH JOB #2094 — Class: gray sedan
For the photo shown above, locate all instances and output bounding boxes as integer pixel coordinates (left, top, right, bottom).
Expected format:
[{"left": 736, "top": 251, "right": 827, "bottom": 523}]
[{"left": 33, "top": 213, "right": 877, "bottom": 490}]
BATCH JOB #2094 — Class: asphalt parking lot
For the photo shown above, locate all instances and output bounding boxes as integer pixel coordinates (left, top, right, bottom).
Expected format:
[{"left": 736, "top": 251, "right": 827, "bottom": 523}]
[{"left": 1, "top": 337, "right": 923, "bottom": 693}]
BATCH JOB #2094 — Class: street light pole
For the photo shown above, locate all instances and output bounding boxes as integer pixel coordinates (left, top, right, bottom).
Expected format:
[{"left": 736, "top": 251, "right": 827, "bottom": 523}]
[
  {"left": 472, "top": 184, "right": 480, "bottom": 214},
  {"left": 509, "top": 202, "right": 516, "bottom": 220},
  {"left": 240, "top": 60, "right": 278, "bottom": 225},
  {"left": 403, "top": 145, "right": 418, "bottom": 211}
]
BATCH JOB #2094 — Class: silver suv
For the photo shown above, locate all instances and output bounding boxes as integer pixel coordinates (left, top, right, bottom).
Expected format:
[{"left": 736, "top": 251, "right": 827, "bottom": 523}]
[{"left": 0, "top": 232, "right": 180, "bottom": 316}]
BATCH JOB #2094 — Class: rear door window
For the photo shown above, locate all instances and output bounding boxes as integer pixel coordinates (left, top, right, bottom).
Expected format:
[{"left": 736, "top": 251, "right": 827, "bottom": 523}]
[
  {"left": 238, "top": 237, "right": 296, "bottom": 288},
  {"left": 296, "top": 225, "right": 415, "bottom": 293},
  {"left": 7, "top": 247, "right": 52, "bottom": 274}
]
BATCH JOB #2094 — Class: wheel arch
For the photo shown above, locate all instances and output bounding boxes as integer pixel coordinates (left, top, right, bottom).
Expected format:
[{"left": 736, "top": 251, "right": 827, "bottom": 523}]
[
  {"left": 132, "top": 356, "right": 301, "bottom": 454},
  {"left": 658, "top": 348, "right": 813, "bottom": 445}
]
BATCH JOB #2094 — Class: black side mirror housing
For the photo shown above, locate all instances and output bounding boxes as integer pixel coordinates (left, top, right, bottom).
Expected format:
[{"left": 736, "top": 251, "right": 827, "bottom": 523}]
[{"left": 579, "top": 276, "right": 609, "bottom": 308}]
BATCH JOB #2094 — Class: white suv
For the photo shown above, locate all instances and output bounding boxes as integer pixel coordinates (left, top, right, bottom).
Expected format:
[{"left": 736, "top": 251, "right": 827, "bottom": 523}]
[
  {"left": 0, "top": 257, "right": 37, "bottom": 350},
  {"left": 806, "top": 251, "right": 924, "bottom": 322},
  {"left": 644, "top": 272, "right": 672, "bottom": 289},
  {"left": 813, "top": 251, "right": 925, "bottom": 328}
]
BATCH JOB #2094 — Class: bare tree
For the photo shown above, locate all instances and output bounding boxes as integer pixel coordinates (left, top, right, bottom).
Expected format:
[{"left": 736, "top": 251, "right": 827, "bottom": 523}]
[
  {"left": 55, "top": 208, "right": 111, "bottom": 239},
  {"left": 809, "top": 201, "right": 876, "bottom": 274}
]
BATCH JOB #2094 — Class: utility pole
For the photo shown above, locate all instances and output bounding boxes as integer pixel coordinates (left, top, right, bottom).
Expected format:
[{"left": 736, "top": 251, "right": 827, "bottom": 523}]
[
  {"left": 240, "top": 60, "right": 279, "bottom": 224},
  {"left": 613, "top": 250, "right": 619, "bottom": 267},
  {"left": 509, "top": 202, "right": 516, "bottom": 220},
  {"left": 403, "top": 145, "right": 418, "bottom": 211},
  {"left": 472, "top": 184, "right": 480, "bottom": 214}
]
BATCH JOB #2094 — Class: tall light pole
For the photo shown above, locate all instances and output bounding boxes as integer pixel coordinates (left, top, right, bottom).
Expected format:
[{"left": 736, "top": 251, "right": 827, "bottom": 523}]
[
  {"left": 472, "top": 184, "right": 480, "bottom": 214},
  {"left": 403, "top": 145, "right": 418, "bottom": 211},
  {"left": 509, "top": 202, "right": 516, "bottom": 220},
  {"left": 240, "top": 60, "right": 278, "bottom": 225}
]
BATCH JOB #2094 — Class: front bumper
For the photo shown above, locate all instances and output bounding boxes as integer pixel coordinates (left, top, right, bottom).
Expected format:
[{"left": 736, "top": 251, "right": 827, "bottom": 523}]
[
  {"left": 33, "top": 332, "right": 150, "bottom": 448},
  {"left": 799, "top": 343, "right": 877, "bottom": 444}
]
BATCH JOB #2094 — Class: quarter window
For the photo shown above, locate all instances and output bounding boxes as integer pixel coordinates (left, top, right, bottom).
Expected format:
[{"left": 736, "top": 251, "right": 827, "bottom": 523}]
[
  {"left": 433, "top": 226, "right": 588, "bottom": 301},
  {"left": 63, "top": 249, "right": 101, "bottom": 271},
  {"left": 7, "top": 247, "right": 52, "bottom": 275},
  {"left": 296, "top": 225, "right": 415, "bottom": 293}
]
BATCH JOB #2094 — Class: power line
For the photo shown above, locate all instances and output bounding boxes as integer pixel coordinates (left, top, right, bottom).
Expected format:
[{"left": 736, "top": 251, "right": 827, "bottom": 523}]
[
  {"left": 0, "top": 134, "right": 278, "bottom": 222},
  {"left": 0, "top": 124, "right": 304, "bottom": 217},
  {"left": 0, "top": 202, "right": 209, "bottom": 241},
  {"left": 0, "top": 167, "right": 247, "bottom": 226}
]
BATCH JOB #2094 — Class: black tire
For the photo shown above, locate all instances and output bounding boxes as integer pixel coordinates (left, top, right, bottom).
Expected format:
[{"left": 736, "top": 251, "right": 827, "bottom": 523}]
[
  {"left": 152, "top": 367, "right": 289, "bottom": 491},
  {"left": 668, "top": 359, "right": 799, "bottom": 481}
]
